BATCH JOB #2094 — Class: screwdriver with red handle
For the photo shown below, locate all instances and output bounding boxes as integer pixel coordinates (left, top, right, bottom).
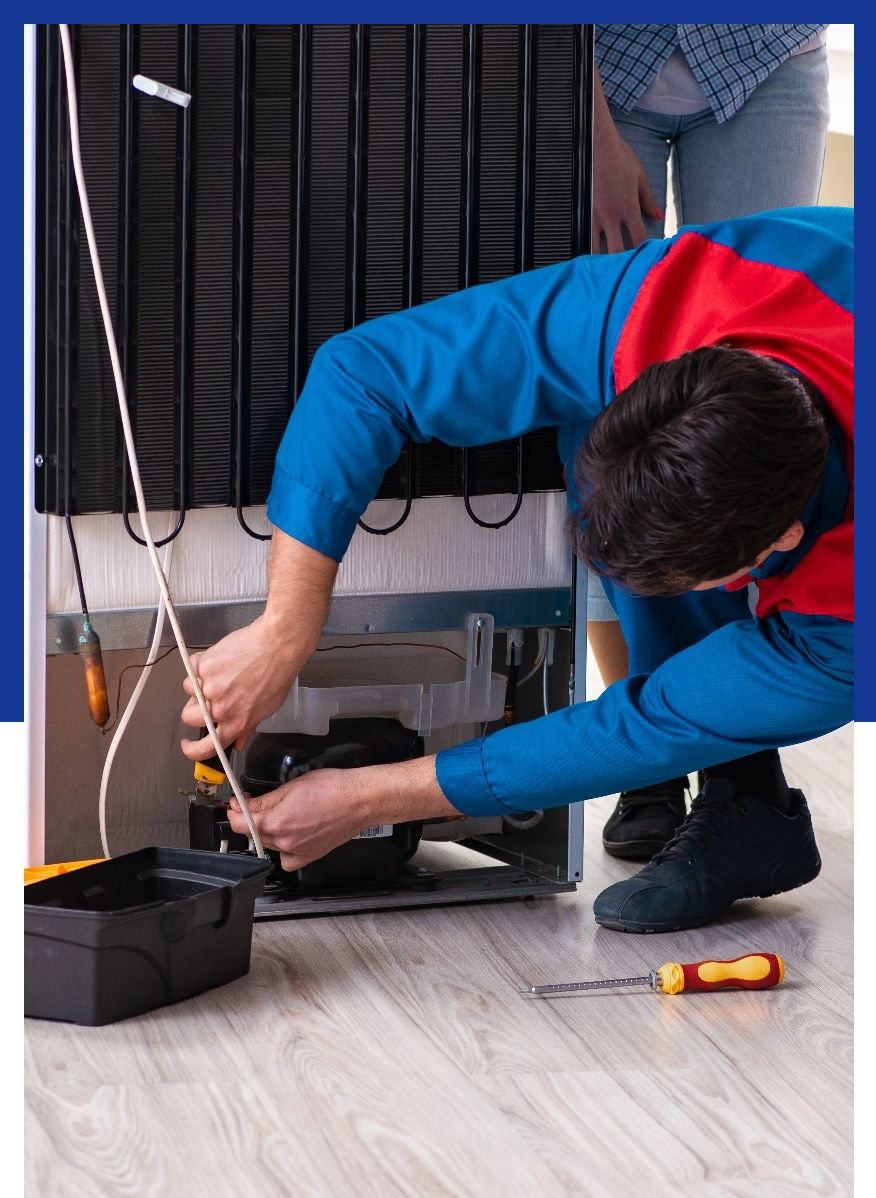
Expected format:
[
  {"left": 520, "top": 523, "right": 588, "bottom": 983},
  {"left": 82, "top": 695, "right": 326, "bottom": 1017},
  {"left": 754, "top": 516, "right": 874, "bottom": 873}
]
[{"left": 522, "top": 953, "right": 785, "bottom": 996}]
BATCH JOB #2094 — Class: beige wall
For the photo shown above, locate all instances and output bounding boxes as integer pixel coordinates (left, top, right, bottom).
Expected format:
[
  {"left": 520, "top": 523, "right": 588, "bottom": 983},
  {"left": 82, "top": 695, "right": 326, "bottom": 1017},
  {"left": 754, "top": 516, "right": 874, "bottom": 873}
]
[
  {"left": 822, "top": 25, "right": 853, "bottom": 207},
  {"left": 820, "top": 131, "right": 854, "bottom": 207}
]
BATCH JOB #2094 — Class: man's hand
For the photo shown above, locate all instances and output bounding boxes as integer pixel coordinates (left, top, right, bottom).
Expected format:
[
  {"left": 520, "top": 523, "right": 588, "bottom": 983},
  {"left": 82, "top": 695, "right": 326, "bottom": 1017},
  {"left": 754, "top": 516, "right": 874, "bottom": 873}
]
[
  {"left": 180, "top": 529, "right": 339, "bottom": 760},
  {"left": 227, "top": 756, "right": 460, "bottom": 872},
  {"left": 592, "top": 67, "right": 662, "bottom": 253},
  {"left": 180, "top": 616, "right": 307, "bottom": 757}
]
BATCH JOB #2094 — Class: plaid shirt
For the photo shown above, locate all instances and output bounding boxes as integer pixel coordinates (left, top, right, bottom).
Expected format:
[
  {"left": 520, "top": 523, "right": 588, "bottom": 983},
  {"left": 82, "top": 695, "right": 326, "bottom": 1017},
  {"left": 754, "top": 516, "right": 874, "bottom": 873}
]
[{"left": 596, "top": 24, "right": 828, "bottom": 124}]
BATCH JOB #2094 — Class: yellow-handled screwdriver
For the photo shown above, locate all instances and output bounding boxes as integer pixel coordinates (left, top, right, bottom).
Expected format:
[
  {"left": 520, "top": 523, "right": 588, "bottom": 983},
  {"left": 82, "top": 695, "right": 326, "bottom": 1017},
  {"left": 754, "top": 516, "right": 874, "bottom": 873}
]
[
  {"left": 522, "top": 953, "right": 785, "bottom": 997},
  {"left": 191, "top": 730, "right": 233, "bottom": 807}
]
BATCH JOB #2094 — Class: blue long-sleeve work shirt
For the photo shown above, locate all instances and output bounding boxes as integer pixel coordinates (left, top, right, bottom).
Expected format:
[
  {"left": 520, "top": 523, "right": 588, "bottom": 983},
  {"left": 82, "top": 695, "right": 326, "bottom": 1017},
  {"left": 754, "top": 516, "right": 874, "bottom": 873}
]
[{"left": 267, "top": 206, "right": 854, "bottom": 816}]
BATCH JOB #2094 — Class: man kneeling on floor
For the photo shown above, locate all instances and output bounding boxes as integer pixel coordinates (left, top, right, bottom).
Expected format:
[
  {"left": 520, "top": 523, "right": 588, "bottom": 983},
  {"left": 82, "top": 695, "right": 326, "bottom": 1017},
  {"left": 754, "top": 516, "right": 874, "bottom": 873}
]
[{"left": 181, "top": 205, "right": 853, "bottom": 933}]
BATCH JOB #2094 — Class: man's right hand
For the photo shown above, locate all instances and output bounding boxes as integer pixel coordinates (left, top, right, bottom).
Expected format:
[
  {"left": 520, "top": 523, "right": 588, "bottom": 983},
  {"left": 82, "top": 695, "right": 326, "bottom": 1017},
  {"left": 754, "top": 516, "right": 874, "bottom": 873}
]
[
  {"left": 592, "top": 65, "right": 662, "bottom": 254},
  {"left": 180, "top": 616, "right": 307, "bottom": 759},
  {"left": 179, "top": 528, "right": 339, "bottom": 760}
]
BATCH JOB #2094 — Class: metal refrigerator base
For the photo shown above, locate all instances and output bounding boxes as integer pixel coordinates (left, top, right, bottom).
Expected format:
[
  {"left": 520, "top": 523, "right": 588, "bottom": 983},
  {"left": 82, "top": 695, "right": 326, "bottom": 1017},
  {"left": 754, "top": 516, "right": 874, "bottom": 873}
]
[{"left": 253, "top": 865, "right": 577, "bottom": 920}]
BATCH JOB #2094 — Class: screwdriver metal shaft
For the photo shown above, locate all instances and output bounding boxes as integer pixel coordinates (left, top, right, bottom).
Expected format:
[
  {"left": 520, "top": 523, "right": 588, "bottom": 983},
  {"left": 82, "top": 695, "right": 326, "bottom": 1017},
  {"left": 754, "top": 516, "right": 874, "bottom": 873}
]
[{"left": 523, "top": 972, "right": 657, "bottom": 996}]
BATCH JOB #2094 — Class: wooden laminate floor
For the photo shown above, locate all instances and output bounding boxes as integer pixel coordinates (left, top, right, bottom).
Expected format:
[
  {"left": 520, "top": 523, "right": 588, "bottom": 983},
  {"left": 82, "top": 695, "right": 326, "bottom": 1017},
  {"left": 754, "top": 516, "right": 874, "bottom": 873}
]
[{"left": 25, "top": 725, "right": 853, "bottom": 1197}]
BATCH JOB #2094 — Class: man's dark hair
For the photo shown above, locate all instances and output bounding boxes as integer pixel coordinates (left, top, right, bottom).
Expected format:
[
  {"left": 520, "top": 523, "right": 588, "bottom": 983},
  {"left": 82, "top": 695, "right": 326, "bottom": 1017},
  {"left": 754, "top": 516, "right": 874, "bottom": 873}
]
[{"left": 572, "top": 346, "right": 829, "bottom": 595}]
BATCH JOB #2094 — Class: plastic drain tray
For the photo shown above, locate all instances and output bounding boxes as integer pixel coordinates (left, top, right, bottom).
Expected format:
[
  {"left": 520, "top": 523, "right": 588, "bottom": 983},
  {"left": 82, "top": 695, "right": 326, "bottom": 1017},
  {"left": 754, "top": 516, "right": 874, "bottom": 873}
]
[{"left": 24, "top": 848, "right": 272, "bottom": 1026}]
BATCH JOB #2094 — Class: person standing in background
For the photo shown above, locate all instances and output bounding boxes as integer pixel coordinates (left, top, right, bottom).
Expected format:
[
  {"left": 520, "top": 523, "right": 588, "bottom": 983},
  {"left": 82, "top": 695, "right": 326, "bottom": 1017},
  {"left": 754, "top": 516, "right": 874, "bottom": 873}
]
[{"left": 589, "top": 24, "right": 831, "bottom": 861}]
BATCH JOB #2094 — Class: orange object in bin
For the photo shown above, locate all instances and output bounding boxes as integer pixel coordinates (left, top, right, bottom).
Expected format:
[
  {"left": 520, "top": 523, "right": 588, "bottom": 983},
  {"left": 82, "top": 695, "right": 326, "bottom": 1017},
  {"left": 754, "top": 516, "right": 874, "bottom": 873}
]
[{"left": 24, "top": 859, "right": 105, "bottom": 885}]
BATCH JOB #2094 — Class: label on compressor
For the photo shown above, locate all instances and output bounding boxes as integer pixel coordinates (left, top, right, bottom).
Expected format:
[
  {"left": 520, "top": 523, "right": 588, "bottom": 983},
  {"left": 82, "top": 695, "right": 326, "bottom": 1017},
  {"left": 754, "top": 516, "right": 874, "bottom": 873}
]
[{"left": 353, "top": 825, "right": 394, "bottom": 840}]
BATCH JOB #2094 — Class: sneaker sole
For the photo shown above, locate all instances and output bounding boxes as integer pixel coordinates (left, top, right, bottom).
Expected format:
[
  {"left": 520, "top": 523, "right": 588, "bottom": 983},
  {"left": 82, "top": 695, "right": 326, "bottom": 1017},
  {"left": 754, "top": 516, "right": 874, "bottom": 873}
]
[
  {"left": 594, "top": 862, "right": 822, "bottom": 934},
  {"left": 602, "top": 837, "right": 669, "bottom": 861}
]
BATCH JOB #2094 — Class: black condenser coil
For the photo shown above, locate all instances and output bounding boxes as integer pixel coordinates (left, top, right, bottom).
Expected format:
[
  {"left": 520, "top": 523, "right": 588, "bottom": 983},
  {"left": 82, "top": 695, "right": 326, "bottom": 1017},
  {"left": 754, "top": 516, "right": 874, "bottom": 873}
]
[{"left": 35, "top": 24, "right": 593, "bottom": 534}]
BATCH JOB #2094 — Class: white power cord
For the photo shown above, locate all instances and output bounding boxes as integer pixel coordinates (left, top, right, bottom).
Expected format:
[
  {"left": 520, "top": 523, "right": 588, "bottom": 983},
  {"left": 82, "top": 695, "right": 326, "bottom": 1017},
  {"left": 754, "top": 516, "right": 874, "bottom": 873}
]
[
  {"left": 518, "top": 628, "right": 548, "bottom": 686},
  {"left": 59, "top": 24, "right": 265, "bottom": 858},
  {"left": 98, "top": 526, "right": 174, "bottom": 858}
]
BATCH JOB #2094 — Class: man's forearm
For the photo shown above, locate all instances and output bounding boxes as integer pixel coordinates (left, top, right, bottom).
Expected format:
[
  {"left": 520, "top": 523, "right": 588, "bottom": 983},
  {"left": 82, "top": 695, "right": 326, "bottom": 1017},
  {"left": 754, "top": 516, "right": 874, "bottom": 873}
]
[
  {"left": 436, "top": 614, "right": 854, "bottom": 817},
  {"left": 262, "top": 527, "right": 339, "bottom": 656},
  {"left": 353, "top": 756, "right": 461, "bottom": 826},
  {"left": 180, "top": 528, "right": 340, "bottom": 755}
]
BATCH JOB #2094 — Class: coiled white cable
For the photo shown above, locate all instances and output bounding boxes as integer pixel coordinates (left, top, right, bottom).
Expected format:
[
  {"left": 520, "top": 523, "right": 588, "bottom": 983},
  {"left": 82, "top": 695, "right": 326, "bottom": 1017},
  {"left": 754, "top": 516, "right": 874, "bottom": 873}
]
[{"left": 59, "top": 24, "right": 265, "bottom": 858}]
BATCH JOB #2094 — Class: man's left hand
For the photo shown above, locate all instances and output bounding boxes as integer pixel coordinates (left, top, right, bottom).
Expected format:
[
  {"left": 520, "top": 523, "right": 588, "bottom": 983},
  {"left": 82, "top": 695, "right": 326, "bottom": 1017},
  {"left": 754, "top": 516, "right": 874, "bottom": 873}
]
[{"left": 226, "top": 755, "right": 459, "bottom": 872}]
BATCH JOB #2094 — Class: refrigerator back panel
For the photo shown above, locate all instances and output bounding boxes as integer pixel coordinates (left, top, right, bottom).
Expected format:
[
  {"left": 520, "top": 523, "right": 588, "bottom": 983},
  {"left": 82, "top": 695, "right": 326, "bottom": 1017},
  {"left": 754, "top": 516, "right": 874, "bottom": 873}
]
[{"left": 36, "top": 23, "right": 593, "bottom": 528}]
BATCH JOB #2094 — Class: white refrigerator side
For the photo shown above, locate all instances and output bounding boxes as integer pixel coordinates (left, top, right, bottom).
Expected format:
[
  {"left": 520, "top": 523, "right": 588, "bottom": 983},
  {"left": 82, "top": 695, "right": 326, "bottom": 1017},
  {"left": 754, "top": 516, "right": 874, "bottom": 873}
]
[{"left": 25, "top": 23, "right": 46, "bottom": 866}]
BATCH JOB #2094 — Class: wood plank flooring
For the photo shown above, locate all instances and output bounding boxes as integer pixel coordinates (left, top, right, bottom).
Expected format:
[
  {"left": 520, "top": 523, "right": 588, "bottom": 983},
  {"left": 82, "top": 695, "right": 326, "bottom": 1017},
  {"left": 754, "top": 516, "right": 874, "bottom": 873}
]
[{"left": 25, "top": 725, "right": 853, "bottom": 1197}]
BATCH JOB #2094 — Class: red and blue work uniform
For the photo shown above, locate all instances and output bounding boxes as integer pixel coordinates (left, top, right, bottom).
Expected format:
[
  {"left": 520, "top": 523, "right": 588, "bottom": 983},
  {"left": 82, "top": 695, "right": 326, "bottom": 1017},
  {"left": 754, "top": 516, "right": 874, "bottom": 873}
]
[{"left": 267, "top": 207, "right": 854, "bottom": 817}]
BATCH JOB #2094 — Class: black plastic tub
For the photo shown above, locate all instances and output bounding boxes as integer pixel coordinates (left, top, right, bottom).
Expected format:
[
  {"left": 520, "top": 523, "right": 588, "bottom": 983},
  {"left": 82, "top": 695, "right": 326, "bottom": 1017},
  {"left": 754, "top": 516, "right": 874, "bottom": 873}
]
[{"left": 24, "top": 848, "right": 273, "bottom": 1026}]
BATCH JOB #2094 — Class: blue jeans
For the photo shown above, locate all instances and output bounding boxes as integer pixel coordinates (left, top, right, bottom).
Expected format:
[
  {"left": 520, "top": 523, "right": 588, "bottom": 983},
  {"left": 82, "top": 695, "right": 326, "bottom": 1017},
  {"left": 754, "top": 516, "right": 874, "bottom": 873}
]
[{"left": 587, "top": 45, "right": 830, "bottom": 621}]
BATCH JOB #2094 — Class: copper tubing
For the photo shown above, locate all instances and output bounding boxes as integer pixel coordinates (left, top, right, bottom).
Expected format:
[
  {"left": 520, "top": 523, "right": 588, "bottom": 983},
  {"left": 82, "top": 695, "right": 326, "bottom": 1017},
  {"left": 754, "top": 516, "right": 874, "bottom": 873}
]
[{"left": 79, "top": 627, "right": 110, "bottom": 728}]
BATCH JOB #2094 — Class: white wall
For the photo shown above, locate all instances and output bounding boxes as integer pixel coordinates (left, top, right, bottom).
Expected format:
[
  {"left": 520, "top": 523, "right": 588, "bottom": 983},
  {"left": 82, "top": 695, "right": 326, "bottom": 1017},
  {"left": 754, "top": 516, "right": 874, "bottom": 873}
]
[{"left": 820, "top": 24, "right": 853, "bottom": 207}]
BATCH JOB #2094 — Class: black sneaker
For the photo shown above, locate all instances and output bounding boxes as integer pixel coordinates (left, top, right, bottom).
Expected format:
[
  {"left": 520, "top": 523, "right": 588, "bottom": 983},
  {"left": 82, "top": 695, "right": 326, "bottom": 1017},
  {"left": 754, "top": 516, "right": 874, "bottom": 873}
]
[
  {"left": 601, "top": 776, "right": 689, "bottom": 860},
  {"left": 593, "top": 777, "right": 821, "bottom": 933}
]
